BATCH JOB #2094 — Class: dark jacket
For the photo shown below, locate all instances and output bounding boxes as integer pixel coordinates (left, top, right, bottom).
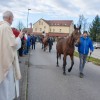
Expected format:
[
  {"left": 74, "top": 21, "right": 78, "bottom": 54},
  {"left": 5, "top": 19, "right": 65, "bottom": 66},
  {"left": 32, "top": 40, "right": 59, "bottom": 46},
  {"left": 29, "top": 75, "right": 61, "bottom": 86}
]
[
  {"left": 48, "top": 38, "right": 53, "bottom": 46},
  {"left": 31, "top": 36, "right": 36, "bottom": 44}
]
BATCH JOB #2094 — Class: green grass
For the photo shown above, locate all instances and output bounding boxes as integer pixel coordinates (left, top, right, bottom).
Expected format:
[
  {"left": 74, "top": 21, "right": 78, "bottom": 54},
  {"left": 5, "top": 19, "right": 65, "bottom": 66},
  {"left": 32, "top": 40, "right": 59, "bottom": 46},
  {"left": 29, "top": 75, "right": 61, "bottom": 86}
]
[{"left": 74, "top": 51, "right": 100, "bottom": 66}]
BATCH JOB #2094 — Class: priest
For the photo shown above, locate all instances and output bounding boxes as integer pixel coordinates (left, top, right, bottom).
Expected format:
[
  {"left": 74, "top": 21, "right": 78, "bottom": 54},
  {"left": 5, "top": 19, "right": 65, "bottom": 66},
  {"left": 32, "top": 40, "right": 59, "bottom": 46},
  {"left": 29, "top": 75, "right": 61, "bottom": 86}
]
[{"left": 0, "top": 11, "right": 23, "bottom": 100}]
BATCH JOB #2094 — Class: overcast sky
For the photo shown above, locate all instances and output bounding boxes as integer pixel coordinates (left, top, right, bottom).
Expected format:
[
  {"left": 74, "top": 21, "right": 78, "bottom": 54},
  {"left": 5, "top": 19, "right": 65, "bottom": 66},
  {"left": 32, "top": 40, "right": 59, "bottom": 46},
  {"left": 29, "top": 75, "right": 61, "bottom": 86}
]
[{"left": 0, "top": 0, "right": 100, "bottom": 28}]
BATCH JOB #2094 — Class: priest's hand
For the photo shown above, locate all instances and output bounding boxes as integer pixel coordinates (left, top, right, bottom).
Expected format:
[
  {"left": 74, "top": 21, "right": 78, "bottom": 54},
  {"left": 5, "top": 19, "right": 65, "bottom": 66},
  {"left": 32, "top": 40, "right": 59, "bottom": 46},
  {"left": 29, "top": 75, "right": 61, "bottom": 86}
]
[{"left": 18, "top": 32, "right": 23, "bottom": 39}]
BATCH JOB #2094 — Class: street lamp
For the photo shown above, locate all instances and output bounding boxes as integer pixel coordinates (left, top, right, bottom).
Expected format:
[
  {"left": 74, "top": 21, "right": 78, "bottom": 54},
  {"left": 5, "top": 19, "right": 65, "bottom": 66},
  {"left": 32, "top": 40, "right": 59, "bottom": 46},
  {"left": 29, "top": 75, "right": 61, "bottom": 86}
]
[{"left": 27, "top": 8, "right": 31, "bottom": 28}]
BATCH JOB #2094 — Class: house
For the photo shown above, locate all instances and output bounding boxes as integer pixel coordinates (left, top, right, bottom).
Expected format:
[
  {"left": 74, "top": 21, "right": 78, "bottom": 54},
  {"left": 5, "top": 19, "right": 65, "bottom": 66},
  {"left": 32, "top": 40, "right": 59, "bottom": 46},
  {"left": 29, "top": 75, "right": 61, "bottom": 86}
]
[
  {"left": 33, "top": 18, "right": 74, "bottom": 37},
  {"left": 22, "top": 23, "right": 33, "bottom": 34}
]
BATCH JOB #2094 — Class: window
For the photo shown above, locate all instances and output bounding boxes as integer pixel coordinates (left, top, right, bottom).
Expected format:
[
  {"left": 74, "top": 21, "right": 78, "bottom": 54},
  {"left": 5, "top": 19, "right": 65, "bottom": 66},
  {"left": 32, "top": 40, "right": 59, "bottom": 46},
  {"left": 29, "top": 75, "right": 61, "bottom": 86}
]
[
  {"left": 60, "top": 29, "right": 61, "bottom": 32},
  {"left": 53, "top": 29, "right": 55, "bottom": 32},
  {"left": 50, "top": 28, "right": 51, "bottom": 32},
  {"left": 40, "top": 28, "right": 42, "bottom": 31},
  {"left": 35, "top": 28, "right": 37, "bottom": 31},
  {"left": 39, "top": 21, "right": 41, "bottom": 25}
]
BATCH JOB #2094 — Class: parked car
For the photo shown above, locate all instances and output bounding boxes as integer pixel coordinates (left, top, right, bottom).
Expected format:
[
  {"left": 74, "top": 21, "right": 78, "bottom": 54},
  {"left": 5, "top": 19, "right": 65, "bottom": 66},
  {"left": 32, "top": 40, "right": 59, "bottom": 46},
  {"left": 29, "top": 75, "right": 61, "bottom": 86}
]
[{"left": 93, "top": 42, "right": 100, "bottom": 49}]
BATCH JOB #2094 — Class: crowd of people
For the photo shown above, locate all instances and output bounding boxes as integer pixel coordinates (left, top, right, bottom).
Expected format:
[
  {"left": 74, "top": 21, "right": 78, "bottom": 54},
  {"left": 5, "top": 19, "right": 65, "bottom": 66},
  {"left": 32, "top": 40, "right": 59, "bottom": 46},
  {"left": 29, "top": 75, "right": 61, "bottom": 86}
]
[{"left": 18, "top": 33, "right": 36, "bottom": 57}]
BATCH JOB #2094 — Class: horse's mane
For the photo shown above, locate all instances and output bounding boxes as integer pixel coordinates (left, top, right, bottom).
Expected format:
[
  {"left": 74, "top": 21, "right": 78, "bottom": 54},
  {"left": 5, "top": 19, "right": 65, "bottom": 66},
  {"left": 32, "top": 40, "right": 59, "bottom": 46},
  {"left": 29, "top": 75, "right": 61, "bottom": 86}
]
[
  {"left": 67, "top": 34, "right": 74, "bottom": 46},
  {"left": 57, "top": 37, "right": 64, "bottom": 42},
  {"left": 67, "top": 27, "right": 81, "bottom": 46}
]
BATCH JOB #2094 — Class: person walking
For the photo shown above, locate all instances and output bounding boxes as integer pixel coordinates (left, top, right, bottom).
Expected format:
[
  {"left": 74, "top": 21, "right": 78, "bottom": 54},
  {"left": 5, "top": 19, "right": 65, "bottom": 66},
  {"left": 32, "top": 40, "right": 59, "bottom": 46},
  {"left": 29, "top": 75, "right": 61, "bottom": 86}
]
[
  {"left": 26, "top": 34, "right": 31, "bottom": 53},
  {"left": 48, "top": 37, "right": 53, "bottom": 52},
  {"left": 76, "top": 31, "right": 94, "bottom": 78},
  {"left": 31, "top": 35, "right": 36, "bottom": 50},
  {"left": 0, "top": 11, "right": 23, "bottom": 100}
]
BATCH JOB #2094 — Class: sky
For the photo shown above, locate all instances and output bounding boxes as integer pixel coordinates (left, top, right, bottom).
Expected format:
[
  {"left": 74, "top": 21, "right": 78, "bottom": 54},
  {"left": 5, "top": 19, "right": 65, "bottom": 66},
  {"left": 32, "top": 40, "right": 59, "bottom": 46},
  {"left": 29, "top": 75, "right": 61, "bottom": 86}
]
[{"left": 0, "top": 0, "right": 100, "bottom": 29}]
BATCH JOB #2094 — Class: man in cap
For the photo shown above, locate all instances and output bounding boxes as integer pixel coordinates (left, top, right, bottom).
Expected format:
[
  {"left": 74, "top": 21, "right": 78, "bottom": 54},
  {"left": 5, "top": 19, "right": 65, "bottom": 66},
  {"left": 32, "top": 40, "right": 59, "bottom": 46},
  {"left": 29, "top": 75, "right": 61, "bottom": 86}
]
[{"left": 76, "top": 31, "right": 94, "bottom": 78}]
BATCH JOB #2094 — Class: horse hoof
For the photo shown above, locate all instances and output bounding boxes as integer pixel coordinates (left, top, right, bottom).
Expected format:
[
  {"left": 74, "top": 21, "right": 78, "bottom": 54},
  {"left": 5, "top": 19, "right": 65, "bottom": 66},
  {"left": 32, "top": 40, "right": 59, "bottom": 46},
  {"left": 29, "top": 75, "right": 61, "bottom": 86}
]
[
  {"left": 68, "top": 69, "right": 71, "bottom": 72},
  {"left": 63, "top": 72, "right": 66, "bottom": 75}
]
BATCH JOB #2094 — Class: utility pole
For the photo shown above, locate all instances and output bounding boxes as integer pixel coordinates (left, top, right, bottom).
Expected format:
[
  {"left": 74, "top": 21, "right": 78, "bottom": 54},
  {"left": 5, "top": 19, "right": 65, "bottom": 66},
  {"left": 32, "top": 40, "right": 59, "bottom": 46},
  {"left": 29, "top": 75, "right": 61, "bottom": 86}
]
[{"left": 27, "top": 9, "right": 31, "bottom": 28}]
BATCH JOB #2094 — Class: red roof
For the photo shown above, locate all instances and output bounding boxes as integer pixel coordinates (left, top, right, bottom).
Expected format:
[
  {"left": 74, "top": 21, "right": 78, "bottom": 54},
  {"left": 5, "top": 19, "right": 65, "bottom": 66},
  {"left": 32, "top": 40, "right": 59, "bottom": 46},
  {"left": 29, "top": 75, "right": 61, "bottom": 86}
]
[
  {"left": 33, "top": 32, "right": 42, "bottom": 35},
  {"left": 44, "top": 20, "right": 73, "bottom": 27},
  {"left": 47, "top": 33, "right": 69, "bottom": 37},
  {"left": 22, "top": 28, "right": 33, "bottom": 34},
  {"left": 33, "top": 32, "right": 69, "bottom": 37}
]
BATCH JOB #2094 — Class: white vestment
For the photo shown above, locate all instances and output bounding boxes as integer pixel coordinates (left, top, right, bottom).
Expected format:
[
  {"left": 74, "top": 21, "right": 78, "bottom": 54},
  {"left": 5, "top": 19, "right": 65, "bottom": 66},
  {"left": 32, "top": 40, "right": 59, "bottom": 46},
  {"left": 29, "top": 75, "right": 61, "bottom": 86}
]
[
  {"left": 0, "top": 37, "right": 21, "bottom": 100},
  {"left": 0, "top": 23, "right": 21, "bottom": 100}
]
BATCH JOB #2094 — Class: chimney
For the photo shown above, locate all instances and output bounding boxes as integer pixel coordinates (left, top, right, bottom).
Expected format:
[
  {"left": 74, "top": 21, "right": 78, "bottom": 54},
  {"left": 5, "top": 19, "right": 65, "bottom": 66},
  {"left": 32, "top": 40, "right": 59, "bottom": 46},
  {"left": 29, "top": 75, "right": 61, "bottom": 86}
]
[
  {"left": 29, "top": 23, "right": 33, "bottom": 34},
  {"left": 30, "top": 23, "right": 32, "bottom": 28}
]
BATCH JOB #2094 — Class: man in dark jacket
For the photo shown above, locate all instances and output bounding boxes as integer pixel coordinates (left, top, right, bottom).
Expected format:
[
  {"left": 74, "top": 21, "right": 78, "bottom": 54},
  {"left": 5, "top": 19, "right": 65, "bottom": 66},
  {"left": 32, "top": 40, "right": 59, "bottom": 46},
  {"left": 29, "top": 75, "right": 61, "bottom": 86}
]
[
  {"left": 31, "top": 35, "right": 36, "bottom": 50},
  {"left": 77, "top": 31, "right": 94, "bottom": 78},
  {"left": 48, "top": 37, "right": 53, "bottom": 52}
]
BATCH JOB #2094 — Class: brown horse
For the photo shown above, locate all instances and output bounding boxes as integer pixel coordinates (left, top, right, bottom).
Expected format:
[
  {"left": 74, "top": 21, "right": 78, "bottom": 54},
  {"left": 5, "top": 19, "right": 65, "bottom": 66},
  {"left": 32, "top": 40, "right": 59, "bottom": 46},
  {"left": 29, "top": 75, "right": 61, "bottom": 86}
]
[
  {"left": 42, "top": 36, "right": 49, "bottom": 51},
  {"left": 56, "top": 25, "right": 81, "bottom": 75}
]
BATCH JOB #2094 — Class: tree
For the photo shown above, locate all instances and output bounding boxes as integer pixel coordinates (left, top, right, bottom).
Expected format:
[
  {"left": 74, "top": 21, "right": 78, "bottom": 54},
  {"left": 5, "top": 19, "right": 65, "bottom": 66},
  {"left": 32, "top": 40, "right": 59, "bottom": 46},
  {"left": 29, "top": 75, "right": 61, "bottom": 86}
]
[
  {"left": 77, "top": 15, "right": 88, "bottom": 32},
  {"left": 17, "top": 21, "right": 25, "bottom": 31},
  {"left": 89, "top": 15, "right": 100, "bottom": 42}
]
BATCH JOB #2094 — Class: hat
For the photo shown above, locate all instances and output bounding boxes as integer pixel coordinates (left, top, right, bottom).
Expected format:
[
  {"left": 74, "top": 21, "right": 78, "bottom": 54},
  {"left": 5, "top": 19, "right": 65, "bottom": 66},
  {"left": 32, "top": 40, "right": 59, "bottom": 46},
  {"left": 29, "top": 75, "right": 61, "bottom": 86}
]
[{"left": 83, "top": 31, "right": 88, "bottom": 34}]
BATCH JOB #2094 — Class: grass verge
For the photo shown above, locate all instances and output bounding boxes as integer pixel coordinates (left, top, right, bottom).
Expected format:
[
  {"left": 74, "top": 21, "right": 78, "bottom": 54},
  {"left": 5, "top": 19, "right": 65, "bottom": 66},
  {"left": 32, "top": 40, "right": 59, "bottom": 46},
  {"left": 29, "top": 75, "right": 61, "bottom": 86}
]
[{"left": 74, "top": 51, "right": 100, "bottom": 66}]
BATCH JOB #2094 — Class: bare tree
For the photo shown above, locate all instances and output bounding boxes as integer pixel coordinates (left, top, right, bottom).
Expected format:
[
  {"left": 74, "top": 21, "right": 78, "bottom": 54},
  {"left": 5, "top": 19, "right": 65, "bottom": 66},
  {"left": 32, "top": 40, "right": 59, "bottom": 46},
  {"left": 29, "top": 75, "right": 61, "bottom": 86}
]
[
  {"left": 17, "top": 21, "right": 25, "bottom": 31},
  {"left": 77, "top": 15, "right": 88, "bottom": 32}
]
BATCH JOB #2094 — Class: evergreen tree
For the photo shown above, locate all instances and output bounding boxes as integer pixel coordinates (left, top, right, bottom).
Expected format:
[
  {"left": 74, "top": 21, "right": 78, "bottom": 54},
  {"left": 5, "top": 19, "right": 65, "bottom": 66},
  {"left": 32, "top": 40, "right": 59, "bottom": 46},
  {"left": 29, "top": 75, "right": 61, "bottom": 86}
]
[{"left": 89, "top": 15, "right": 100, "bottom": 42}]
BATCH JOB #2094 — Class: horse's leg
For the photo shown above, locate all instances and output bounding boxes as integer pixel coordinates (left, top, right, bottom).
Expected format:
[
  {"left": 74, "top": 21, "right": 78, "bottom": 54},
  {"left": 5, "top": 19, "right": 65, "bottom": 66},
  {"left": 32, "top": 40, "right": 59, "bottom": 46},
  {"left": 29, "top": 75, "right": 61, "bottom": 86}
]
[
  {"left": 68, "top": 55, "right": 74, "bottom": 72},
  {"left": 56, "top": 52, "right": 59, "bottom": 67},
  {"left": 44, "top": 48, "right": 45, "bottom": 51},
  {"left": 42, "top": 43, "right": 44, "bottom": 49},
  {"left": 44, "top": 43, "right": 47, "bottom": 51},
  {"left": 44, "top": 44, "right": 46, "bottom": 51},
  {"left": 63, "top": 54, "right": 67, "bottom": 75}
]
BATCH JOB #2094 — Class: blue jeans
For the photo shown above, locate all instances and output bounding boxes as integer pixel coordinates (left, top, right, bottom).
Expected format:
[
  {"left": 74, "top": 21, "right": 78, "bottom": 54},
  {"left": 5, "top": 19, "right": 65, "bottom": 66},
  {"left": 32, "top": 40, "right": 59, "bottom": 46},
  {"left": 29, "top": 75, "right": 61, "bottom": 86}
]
[
  {"left": 23, "top": 49, "right": 27, "bottom": 55},
  {"left": 79, "top": 53, "right": 87, "bottom": 73}
]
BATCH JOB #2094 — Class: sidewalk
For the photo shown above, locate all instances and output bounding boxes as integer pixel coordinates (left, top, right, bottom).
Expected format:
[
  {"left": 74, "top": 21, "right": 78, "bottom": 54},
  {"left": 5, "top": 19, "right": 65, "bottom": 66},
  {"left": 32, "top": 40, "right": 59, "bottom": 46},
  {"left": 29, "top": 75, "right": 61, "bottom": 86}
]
[{"left": 18, "top": 54, "right": 29, "bottom": 100}]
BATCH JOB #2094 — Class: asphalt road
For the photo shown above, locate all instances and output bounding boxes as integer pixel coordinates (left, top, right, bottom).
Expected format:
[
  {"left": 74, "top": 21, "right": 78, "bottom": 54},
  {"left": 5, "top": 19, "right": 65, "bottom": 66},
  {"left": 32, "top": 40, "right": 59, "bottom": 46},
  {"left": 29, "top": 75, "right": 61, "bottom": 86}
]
[
  {"left": 92, "top": 48, "right": 100, "bottom": 59},
  {"left": 28, "top": 42, "right": 100, "bottom": 100}
]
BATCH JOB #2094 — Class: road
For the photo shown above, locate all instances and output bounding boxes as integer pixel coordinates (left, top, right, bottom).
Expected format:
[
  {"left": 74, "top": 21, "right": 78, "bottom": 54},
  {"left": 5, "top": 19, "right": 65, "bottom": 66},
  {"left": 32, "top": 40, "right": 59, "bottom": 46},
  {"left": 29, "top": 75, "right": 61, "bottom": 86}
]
[
  {"left": 92, "top": 48, "right": 100, "bottom": 59},
  {"left": 28, "top": 42, "right": 100, "bottom": 100}
]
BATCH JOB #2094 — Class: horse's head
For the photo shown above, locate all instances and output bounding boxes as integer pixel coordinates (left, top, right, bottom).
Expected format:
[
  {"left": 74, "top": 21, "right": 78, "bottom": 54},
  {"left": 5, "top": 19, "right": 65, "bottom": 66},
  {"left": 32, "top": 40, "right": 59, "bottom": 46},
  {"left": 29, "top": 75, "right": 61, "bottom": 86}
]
[{"left": 72, "top": 25, "right": 81, "bottom": 45}]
